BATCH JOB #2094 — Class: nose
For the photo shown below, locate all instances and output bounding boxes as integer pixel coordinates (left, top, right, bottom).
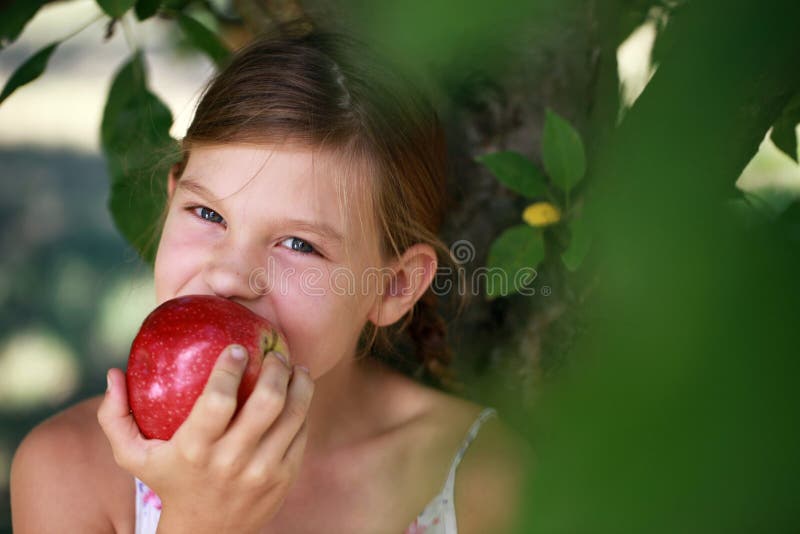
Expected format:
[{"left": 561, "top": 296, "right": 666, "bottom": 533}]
[{"left": 202, "top": 236, "right": 262, "bottom": 301}]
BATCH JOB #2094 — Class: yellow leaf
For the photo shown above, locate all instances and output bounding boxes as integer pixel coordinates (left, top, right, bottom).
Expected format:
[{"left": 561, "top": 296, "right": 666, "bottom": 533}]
[{"left": 522, "top": 202, "right": 561, "bottom": 227}]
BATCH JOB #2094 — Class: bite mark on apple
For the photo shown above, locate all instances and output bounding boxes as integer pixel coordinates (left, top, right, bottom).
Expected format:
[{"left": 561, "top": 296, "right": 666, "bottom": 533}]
[{"left": 260, "top": 331, "right": 276, "bottom": 360}]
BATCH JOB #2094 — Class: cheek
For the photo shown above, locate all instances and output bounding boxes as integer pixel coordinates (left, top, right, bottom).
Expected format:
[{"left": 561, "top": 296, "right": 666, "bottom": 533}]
[
  {"left": 153, "top": 213, "right": 205, "bottom": 302},
  {"left": 272, "top": 275, "right": 371, "bottom": 371}
]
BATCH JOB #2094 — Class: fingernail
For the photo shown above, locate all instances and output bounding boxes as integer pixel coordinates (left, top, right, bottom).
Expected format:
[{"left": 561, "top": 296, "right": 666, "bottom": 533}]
[
  {"left": 106, "top": 372, "right": 111, "bottom": 392},
  {"left": 272, "top": 351, "right": 289, "bottom": 366},
  {"left": 230, "top": 345, "right": 247, "bottom": 361},
  {"left": 295, "top": 365, "right": 310, "bottom": 375}
]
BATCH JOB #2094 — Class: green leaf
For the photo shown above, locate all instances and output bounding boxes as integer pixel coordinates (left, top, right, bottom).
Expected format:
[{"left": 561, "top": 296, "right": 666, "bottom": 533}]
[
  {"left": 0, "top": 42, "right": 58, "bottom": 105},
  {"left": 95, "top": 0, "right": 137, "bottom": 19},
  {"left": 134, "top": 0, "right": 162, "bottom": 21},
  {"left": 770, "top": 93, "right": 800, "bottom": 163},
  {"left": 177, "top": 13, "right": 230, "bottom": 67},
  {"left": 561, "top": 215, "right": 593, "bottom": 272},
  {"left": 476, "top": 151, "right": 549, "bottom": 198},
  {"left": 486, "top": 224, "right": 545, "bottom": 298},
  {"left": 164, "top": 0, "right": 192, "bottom": 9},
  {"left": 542, "top": 108, "right": 586, "bottom": 193},
  {"left": 101, "top": 53, "right": 181, "bottom": 264},
  {"left": 0, "top": 0, "right": 49, "bottom": 49}
]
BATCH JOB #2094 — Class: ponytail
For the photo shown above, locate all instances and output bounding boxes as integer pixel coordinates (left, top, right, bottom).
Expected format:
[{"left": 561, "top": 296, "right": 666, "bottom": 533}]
[{"left": 408, "top": 290, "right": 459, "bottom": 390}]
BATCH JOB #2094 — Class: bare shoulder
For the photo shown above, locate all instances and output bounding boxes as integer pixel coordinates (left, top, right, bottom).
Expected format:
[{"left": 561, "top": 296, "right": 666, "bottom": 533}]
[
  {"left": 390, "top": 376, "right": 530, "bottom": 530},
  {"left": 10, "top": 395, "right": 134, "bottom": 533},
  {"left": 419, "top": 390, "right": 531, "bottom": 534},
  {"left": 453, "top": 411, "right": 531, "bottom": 534}
]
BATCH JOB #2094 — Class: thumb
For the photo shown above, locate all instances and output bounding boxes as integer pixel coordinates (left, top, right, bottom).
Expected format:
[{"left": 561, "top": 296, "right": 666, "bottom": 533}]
[{"left": 97, "top": 368, "right": 149, "bottom": 471}]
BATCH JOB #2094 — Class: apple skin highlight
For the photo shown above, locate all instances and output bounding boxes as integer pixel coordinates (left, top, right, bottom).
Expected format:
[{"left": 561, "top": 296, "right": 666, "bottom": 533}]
[{"left": 126, "top": 295, "right": 288, "bottom": 440}]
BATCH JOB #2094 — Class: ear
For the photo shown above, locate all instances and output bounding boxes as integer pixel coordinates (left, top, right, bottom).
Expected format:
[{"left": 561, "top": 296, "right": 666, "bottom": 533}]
[
  {"left": 367, "top": 244, "right": 438, "bottom": 327},
  {"left": 166, "top": 163, "right": 180, "bottom": 201}
]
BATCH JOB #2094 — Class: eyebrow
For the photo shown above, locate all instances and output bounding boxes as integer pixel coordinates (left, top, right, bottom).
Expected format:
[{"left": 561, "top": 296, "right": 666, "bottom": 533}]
[
  {"left": 177, "top": 178, "right": 219, "bottom": 202},
  {"left": 276, "top": 218, "right": 344, "bottom": 246},
  {"left": 177, "top": 178, "right": 344, "bottom": 245}
]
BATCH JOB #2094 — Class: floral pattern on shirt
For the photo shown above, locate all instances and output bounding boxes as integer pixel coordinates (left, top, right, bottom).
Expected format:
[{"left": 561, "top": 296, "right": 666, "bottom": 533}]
[{"left": 138, "top": 480, "right": 162, "bottom": 511}]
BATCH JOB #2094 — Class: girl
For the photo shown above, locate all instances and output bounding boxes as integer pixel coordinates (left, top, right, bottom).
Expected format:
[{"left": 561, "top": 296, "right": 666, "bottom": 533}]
[{"left": 10, "top": 25, "right": 527, "bottom": 534}]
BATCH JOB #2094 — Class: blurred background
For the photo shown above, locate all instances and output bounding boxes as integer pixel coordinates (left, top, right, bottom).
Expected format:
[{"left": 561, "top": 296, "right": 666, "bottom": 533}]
[
  {"left": 0, "top": 1, "right": 214, "bottom": 528},
  {"left": 1, "top": 0, "right": 799, "bottom": 532}
]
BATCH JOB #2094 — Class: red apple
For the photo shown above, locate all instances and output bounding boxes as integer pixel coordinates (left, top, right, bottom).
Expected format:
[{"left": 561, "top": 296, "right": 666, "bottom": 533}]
[{"left": 126, "top": 294, "right": 288, "bottom": 440}]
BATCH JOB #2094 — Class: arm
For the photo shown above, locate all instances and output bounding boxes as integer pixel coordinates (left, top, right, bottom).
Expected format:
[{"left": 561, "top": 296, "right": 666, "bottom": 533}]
[{"left": 10, "top": 399, "right": 119, "bottom": 533}]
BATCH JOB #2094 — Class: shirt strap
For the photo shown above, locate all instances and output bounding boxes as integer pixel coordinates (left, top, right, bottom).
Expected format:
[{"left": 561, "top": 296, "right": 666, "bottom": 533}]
[{"left": 442, "top": 407, "right": 498, "bottom": 495}]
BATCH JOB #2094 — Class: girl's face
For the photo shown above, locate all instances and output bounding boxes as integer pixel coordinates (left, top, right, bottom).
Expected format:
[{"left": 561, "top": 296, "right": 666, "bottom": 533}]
[{"left": 154, "top": 144, "right": 384, "bottom": 377}]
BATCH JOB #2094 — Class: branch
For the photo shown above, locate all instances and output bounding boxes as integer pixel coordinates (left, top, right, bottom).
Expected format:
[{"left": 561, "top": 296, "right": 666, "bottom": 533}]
[{"left": 231, "top": 0, "right": 311, "bottom": 36}]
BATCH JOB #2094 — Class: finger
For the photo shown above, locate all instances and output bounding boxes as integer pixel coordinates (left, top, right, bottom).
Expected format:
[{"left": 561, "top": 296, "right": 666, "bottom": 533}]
[
  {"left": 175, "top": 345, "right": 248, "bottom": 445},
  {"left": 251, "top": 365, "right": 314, "bottom": 469},
  {"left": 97, "top": 368, "right": 149, "bottom": 470},
  {"left": 220, "top": 351, "right": 291, "bottom": 452}
]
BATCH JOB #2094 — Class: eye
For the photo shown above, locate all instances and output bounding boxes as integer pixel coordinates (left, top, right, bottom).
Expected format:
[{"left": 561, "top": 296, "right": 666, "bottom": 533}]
[
  {"left": 191, "top": 206, "right": 226, "bottom": 226},
  {"left": 280, "top": 237, "right": 317, "bottom": 255}
]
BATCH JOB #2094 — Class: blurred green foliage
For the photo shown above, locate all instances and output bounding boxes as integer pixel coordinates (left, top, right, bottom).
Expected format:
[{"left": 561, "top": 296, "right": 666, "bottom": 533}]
[
  {"left": 512, "top": 1, "right": 800, "bottom": 532},
  {"left": 771, "top": 92, "right": 800, "bottom": 163},
  {"left": 0, "top": 41, "right": 57, "bottom": 105}
]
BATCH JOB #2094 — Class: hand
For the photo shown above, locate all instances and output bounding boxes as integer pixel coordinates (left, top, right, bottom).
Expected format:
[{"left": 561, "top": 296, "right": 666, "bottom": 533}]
[{"left": 97, "top": 346, "right": 314, "bottom": 534}]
